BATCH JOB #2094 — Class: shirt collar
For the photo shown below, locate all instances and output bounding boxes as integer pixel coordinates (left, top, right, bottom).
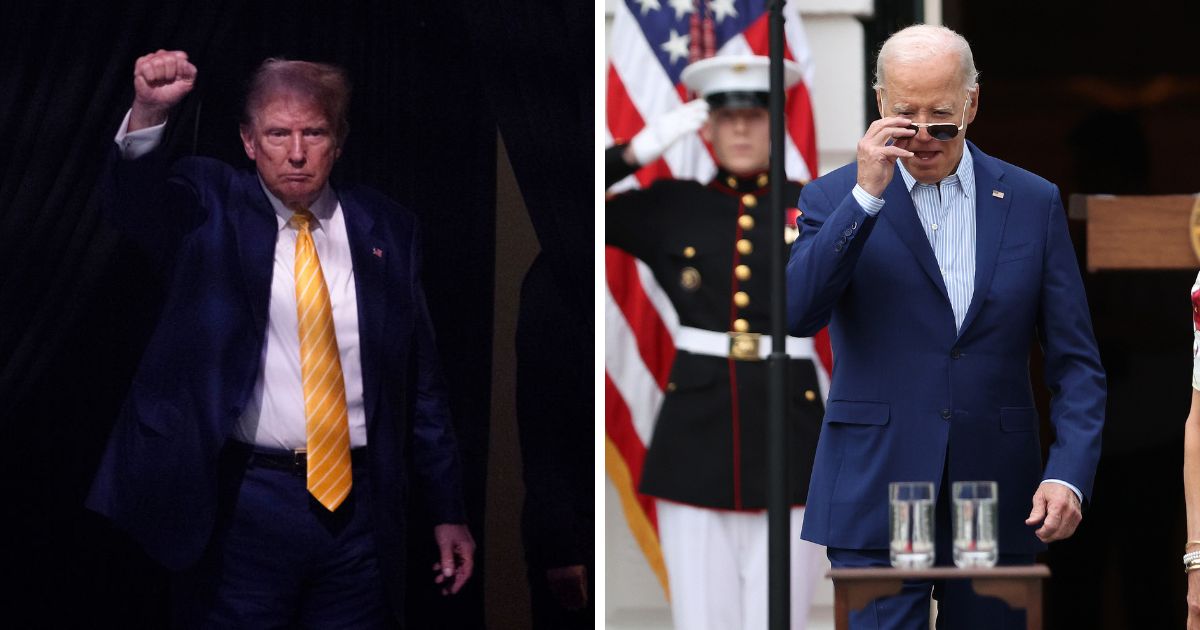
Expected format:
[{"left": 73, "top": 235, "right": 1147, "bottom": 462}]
[
  {"left": 258, "top": 177, "right": 338, "bottom": 233},
  {"left": 898, "top": 145, "right": 976, "bottom": 201},
  {"left": 710, "top": 167, "right": 771, "bottom": 195}
]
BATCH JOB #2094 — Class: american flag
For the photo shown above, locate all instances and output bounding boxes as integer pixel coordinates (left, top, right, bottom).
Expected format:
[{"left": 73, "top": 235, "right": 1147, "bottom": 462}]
[{"left": 605, "top": 0, "right": 832, "bottom": 595}]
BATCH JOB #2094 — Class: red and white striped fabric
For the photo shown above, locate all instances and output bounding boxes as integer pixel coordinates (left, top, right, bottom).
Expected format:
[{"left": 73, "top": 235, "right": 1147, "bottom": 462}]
[{"left": 605, "top": 0, "right": 831, "bottom": 595}]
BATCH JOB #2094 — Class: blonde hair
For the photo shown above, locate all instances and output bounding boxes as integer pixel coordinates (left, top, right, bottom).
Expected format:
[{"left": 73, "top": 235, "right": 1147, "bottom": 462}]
[{"left": 242, "top": 58, "right": 352, "bottom": 144}]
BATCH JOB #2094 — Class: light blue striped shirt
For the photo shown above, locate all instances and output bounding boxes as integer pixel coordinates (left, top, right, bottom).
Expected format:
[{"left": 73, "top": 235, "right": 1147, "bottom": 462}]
[
  {"left": 899, "top": 151, "right": 976, "bottom": 332},
  {"left": 852, "top": 151, "right": 976, "bottom": 332}
]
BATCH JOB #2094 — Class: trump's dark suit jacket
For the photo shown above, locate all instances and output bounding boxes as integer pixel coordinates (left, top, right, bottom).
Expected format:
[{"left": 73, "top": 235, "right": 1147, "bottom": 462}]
[
  {"left": 86, "top": 146, "right": 465, "bottom": 617},
  {"left": 787, "top": 142, "right": 1105, "bottom": 555}
]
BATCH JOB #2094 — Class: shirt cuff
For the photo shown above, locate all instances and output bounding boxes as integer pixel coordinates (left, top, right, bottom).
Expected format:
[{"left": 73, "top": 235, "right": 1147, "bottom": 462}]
[
  {"left": 851, "top": 184, "right": 884, "bottom": 216},
  {"left": 115, "top": 109, "right": 166, "bottom": 160},
  {"left": 1041, "top": 478, "right": 1083, "bottom": 504}
]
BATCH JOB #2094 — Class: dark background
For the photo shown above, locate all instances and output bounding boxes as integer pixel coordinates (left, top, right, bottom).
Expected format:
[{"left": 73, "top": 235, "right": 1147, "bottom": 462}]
[
  {"left": 865, "top": 1, "right": 1200, "bottom": 627},
  {"left": 0, "top": 1, "right": 590, "bottom": 628},
  {"left": 956, "top": 2, "right": 1199, "bottom": 627}
]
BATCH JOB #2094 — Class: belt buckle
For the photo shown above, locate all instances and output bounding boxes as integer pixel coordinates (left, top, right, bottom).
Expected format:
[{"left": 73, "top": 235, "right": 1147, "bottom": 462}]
[
  {"left": 292, "top": 448, "right": 307, "bottom": 476},
  {"left": 728, "top": 331, "right": 762, "bottom": 361}
]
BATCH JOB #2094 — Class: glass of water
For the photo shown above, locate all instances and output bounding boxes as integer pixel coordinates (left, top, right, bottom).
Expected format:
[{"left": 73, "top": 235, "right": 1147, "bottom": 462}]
[
  {"left": 952, "top": 481, "right": 998, "bottom": 568},
  {"left": 889, "top": 481, "right": 935, "bottom": 568}
]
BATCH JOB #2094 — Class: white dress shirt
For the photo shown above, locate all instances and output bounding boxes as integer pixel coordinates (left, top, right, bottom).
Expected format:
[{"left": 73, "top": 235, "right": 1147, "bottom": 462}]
[{"left": 115, "top": 111, "right": 368, "bottom": 449}]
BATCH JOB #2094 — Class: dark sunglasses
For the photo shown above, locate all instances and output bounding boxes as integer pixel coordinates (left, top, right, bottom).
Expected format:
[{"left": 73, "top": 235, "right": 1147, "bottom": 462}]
[{"left": 903, "top": 97, "right": 971, "bottom": 141}]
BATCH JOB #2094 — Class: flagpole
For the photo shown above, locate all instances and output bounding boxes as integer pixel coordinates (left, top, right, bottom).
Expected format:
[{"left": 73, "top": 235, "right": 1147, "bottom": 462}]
[{"left": 766, "top": 1, "right": 790, "bottom": 629}]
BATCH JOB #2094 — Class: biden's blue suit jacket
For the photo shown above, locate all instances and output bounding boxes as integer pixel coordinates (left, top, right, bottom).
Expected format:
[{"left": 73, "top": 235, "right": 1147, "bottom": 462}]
[
  {"left": 786, "top": 142, "right": 1105, "bottom": 555},
  {"left": 85, "top": 146, "right": 465, "bottom": 614}
]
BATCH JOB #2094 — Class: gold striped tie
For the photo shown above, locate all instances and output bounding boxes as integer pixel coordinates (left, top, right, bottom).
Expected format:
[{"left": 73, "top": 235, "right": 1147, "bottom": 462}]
[{"left": 291, "top": 207, "right": 352, "bottom": 511}]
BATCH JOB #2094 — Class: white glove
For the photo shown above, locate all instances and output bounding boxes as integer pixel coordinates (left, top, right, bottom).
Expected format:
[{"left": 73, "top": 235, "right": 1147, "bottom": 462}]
[{"left": 629, "top": 99, "right": 710, "bottom": 166}]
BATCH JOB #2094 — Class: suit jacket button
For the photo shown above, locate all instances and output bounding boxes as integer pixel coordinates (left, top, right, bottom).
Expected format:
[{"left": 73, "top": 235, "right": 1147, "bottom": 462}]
[
  {"left": 951, "top": 349, "right": 962, "bottom": 359},
  {"left": 941, "top": 408, "right": 952, "bottom": 420}
]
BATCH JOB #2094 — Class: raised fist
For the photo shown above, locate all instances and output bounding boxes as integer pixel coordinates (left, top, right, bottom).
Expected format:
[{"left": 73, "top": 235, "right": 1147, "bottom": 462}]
[{"left": 129, "top": 50, "right": 197, "bottom": 131}]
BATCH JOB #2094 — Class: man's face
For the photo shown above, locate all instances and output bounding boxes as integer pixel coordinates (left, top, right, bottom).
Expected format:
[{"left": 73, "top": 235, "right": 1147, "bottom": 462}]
[
  {"left": 701, "top": 106, "right": 770, "bottom": 176},
  {"left": 877, "top": 52, "right": 978, "bottom": 185},
  {"left": 239, "top": 95, "right": 341, "bottom": 208}
]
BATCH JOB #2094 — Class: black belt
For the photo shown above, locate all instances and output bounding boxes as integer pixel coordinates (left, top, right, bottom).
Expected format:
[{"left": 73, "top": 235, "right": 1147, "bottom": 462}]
[{"left": 238, "top": 443, "right": 369, "bottom": 476}]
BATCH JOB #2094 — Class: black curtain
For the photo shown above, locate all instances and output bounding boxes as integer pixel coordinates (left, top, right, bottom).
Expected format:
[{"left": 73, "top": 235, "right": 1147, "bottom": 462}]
[
  {"left": 461, "top": 0, "right": 594, "bottom": 321},
  {"left": 460, "top": 3, "right": 595, "bottom": 627},
  {"left": 0, "top": 1, "right": 594, "bottom": 626}
]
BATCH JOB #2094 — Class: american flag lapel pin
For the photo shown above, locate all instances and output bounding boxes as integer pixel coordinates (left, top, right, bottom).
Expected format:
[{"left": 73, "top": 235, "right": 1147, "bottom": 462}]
[
  {"left": 992, "top": 190, "right": 1005, "bottom": 199},
  {"left": 372, "top": 247, "right": 383, "bottom": 258}
]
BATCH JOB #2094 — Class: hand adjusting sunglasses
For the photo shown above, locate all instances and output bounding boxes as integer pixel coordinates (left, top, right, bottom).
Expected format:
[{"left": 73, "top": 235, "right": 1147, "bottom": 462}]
[{"left": 903, "top": 97, "right": 971, "bottom": 141}]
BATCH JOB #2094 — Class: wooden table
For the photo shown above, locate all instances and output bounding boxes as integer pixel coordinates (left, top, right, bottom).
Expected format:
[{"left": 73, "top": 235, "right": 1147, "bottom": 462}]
[{"left": 827, "top": 565, "right": 1050, "bottom": 630}]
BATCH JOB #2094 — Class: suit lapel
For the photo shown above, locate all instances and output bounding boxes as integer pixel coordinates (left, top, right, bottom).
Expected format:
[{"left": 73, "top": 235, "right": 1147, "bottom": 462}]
[
  {"left": 879, "top": 169, "right": 952, "bottom": 305},
  {"left": 234, "top": 174, "right": 279, "bottom": 336},
  {"left": 957, "top": 144, "right": 1012, "bottom": 337},
  {"left": 339, "top": 186, "right": 388, "bottom": 428}
]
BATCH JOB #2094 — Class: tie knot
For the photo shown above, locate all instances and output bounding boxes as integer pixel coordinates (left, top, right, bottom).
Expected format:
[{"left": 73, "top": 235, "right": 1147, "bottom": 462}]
[{"left": 290, "top": 207, "right": 315, "bottom": 231}]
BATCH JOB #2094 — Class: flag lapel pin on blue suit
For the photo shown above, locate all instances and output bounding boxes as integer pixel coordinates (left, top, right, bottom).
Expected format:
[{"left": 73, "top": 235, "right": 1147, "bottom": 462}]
[
  {"left": 992, "top": 190, "right": 1005, "bottom": 198},
  {"left": 372, "top": 247, "right": 383, "bottom": 258}
]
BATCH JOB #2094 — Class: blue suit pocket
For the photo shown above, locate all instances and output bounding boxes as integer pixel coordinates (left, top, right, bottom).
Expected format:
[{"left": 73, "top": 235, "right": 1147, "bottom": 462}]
[
  {"left": 1000, "top": 406, "right": 1039, "bottom": 432},
  {"left": 824, "top": 400, "right": 890, "bottom": 425},
  {"left": 132, "top": 396, "right": 183, "bottom": 438},
  {"left": 996, "top": 241, "right": 1037, "bottom": 265}
]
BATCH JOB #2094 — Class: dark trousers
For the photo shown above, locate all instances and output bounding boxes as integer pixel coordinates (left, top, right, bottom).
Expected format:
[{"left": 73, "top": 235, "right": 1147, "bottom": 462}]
[
  {"left": 171, "top": 445, "right": 391, "bottom": 630},
  {"left": 828, "top": 473, "right": 1032, "bottom": 630}
]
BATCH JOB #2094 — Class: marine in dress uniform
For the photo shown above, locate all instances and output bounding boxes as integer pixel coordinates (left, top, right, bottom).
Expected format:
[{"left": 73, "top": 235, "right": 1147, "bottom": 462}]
[{"left": 605, "top": 55, "right": 826, "bottom": 630}]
